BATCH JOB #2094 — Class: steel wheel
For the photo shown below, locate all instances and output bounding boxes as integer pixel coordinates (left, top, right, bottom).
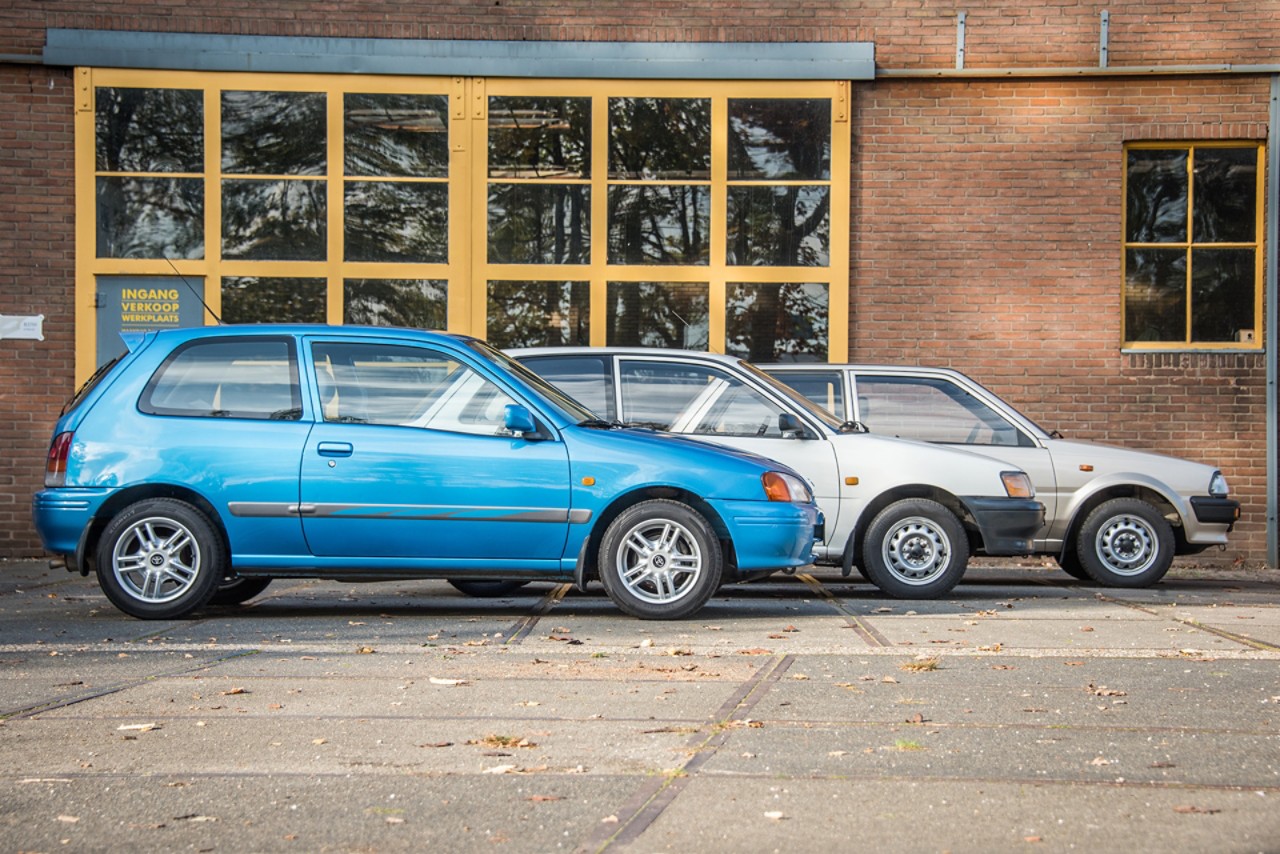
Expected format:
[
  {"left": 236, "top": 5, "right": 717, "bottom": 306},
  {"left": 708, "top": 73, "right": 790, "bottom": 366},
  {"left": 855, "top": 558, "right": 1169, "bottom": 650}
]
[
  {"left": 1076, "top": 498, "right": 1174, "bottom": 587},
  {"left": 862, "top": 498, "right": 969, "bottom": 599}
]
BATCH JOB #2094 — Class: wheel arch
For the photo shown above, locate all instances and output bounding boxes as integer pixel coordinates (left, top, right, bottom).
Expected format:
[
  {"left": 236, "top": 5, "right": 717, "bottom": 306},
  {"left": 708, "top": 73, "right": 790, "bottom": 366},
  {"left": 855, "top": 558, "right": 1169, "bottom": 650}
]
[
  {"left": 846, "top": 485, "right": 974, "bottom": 567},
  {"left": 577, "top": 487, "right": 737, "bottom": 586},
  {"left": 78, "top": 484, "right": 228, "bottom": 576}
]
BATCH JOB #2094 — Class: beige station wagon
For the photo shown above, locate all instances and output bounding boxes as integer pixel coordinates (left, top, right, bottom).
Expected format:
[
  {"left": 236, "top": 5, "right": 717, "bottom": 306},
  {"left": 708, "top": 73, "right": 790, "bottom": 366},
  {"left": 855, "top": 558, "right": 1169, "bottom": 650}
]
[{"left": 762, "top": 364, "right": 1241, "bottom": 587}]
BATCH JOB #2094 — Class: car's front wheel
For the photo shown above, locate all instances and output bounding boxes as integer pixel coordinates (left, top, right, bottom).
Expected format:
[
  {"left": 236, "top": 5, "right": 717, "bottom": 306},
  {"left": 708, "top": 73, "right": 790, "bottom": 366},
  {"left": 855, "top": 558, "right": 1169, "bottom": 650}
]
[
  {"left": 1076, "top": 498, "right": 1174, "bottom": 587},
  {"left": 598, "top": 500, "right": 722, "bottom": 620},
  {"left": 95, "top": 498, "right": 225, "bottom": 619},
  {"left": 862, "top": 498, "right": 969, "bottom": 599}
]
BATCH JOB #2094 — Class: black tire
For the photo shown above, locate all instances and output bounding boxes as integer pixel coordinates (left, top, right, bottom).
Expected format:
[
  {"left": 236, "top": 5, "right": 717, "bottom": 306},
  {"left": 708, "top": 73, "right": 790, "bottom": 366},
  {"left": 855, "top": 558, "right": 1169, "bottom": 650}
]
[
  {"left": 1055, "top": 550, "right": 1091, "bottom": 581},
  {"left": 1075, "top": 498, "right": 1174, "bottom": 587},
  {"left": 861, "top": 498, "right": 969, "bottom": 599},
  {"left": 95, "top": 498, "right": 225, "bottom": 619},
  {"left": 598, "top": 499, "right": 722, "bottom": 620},
  {"left": 210, "top": 576, "right": 273, "bottom": 605},
  {"left": 447, "top": 579, "right": 531, "bottom": 598}
]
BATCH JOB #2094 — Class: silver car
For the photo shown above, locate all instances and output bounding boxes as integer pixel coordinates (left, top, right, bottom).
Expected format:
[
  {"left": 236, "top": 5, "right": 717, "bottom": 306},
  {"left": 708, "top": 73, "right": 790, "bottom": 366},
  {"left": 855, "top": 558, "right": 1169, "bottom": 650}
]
[
  {"left": 511, "top": 348, "right": 1045, "bottom": 600},
  {"left": 762, "top": 363, "right": 1241, "bottom": 587}
]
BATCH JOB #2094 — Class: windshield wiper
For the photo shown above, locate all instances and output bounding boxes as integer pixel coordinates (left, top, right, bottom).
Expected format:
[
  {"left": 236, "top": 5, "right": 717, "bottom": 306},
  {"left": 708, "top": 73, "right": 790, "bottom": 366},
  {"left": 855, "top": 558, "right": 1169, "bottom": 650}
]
[{"left": 578, "top": 418, "right": 623, "bottom": 430}]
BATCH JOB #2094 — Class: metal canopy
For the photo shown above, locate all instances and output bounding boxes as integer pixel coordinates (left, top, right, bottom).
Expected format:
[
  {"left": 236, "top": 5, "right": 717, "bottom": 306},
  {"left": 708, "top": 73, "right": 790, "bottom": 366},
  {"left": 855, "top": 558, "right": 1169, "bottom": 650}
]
[{"left": 44, "top": 29, "right": 875, "bottom": 80}]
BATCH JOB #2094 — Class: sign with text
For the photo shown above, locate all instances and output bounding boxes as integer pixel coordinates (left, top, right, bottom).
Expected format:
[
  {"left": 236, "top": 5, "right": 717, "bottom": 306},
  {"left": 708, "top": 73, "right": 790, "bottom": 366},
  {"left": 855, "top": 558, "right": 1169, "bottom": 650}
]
[{"left": 96, "top": 276, "right": 206, "bottom": 367}]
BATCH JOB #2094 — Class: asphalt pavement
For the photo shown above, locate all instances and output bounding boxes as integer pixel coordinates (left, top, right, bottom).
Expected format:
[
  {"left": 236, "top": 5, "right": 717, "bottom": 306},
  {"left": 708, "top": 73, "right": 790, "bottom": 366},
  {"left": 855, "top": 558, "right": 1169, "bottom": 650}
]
[{"left": 1, "top": 557, "right": 1278, "bottom": 853}]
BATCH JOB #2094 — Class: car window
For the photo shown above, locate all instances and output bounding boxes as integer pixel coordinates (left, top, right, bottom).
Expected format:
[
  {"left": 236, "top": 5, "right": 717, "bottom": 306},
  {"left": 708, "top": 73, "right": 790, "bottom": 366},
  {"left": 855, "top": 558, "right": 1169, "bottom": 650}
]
[
  {"left": 311, "top": 341, "right": 518, "bottom": 436},
  {"left": 620, "top": 360, "right": 788, "bottom": 437},
  {"left": 140, "top": 337, "right": 301, "bottom": 420},
  {"left": 853, "top": 375, "right": 1029, "bottom": 447},
  {"left": 767, "top": 370, "right": 845, "bottom": 418},
  {"left": 516, "top": 354, "right": 617, "bottom": 420}
]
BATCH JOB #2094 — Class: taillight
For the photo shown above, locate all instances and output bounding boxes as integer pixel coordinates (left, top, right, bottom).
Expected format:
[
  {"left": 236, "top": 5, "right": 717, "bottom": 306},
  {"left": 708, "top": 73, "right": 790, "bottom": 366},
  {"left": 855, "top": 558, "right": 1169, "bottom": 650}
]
[{"left": 45, "top": 432, "right": 73, "bottom": 488}]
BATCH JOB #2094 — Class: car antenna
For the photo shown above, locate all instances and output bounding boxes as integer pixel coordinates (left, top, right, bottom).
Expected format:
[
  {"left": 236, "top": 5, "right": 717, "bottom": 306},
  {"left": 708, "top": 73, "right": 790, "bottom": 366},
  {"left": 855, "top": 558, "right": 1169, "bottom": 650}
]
[{"left": 164, "top": 254, "right": 223, "bottom": 325}]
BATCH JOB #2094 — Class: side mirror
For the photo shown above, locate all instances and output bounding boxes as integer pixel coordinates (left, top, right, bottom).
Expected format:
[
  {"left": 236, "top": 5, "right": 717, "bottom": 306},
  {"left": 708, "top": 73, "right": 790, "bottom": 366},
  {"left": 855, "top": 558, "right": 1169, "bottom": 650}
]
[
  {"left": 504, "top": 404, "right": 541, "bottom": 439},
  {"left": 778, "top": 412, "right": 807, "bottom": 439}
]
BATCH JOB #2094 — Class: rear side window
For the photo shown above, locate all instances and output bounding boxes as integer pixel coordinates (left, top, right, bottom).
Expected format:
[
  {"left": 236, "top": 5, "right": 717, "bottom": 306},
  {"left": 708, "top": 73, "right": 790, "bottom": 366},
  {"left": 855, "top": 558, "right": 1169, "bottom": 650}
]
[
  {"left": 141, "top": 337, "right": 301, "bottom": 420},
  {"left": 519, "top": 355, "right": 616, "bottom": 421},
  {"left": 853, "top": 375, "right": 1030, "bottom": 448},
  {"left": 768, "top": 370, "right": 846, "bottom": 418}
]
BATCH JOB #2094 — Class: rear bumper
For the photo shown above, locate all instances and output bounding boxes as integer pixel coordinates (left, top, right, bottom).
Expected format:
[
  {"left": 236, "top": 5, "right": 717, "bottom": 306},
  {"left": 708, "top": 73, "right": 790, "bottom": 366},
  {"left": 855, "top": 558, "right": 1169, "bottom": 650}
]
[
  {"left": 32, "top": 488, "right": 112, "bottom": 564},
  {"left": 960, "top": 496, "right": 1045, "bottom": 556}
]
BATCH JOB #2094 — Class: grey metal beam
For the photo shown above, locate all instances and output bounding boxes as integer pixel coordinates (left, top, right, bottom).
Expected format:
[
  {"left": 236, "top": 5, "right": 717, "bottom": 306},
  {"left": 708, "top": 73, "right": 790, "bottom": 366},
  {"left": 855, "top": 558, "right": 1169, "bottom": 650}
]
[
  {"left": 1268, "top": 74, "right": 1279, "bottom": 568},
  {"left": 43, "top": 29, "right": 875, "bottom": 80}
]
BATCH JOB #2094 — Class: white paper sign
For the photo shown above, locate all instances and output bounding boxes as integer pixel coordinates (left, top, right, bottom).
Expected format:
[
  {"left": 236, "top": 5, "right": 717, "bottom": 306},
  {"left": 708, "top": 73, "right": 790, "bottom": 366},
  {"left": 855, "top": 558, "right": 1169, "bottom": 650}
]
[{"left": 0, "top": 314, "right": 45, "bottom": 341}]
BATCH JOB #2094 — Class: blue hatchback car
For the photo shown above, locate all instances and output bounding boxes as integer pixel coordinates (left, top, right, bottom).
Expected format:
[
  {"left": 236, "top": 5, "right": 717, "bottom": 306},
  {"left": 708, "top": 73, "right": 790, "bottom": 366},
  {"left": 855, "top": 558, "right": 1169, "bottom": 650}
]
[{"left": 34, "top": 326, "right": 821, "bottom": 621}]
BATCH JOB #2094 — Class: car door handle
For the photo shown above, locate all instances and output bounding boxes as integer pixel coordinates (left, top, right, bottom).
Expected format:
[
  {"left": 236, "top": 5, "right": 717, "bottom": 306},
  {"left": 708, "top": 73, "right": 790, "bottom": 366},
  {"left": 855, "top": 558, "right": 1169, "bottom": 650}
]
[{"left": 316, "top": 442, "right": 354, "bottom": 458}]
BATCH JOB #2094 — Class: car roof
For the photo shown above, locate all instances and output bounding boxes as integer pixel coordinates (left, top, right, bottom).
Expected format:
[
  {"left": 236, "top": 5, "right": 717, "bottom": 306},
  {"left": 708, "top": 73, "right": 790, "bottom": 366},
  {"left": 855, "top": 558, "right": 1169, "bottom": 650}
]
[
  {"left": 508, "top": 346, "right": 745, "bottom": 365},
  {"left": 132, "top": 324, "right": 477, "bottom": 349}
]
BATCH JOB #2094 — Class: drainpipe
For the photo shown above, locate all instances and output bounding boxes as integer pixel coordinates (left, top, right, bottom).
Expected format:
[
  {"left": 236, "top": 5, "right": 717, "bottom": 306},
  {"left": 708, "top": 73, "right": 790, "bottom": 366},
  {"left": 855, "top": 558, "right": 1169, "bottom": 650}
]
[{"left": 1268, "top": 75, "right": 1278, "bottom": 568}]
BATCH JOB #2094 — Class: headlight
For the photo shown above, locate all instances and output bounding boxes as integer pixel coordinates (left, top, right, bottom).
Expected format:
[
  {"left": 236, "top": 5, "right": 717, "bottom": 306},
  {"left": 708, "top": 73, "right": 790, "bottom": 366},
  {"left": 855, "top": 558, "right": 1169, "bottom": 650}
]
[
  {"left": 1209, "top": 471, "right": 1230, "bottom": 497},
  {"left": 762, "top": 471, "right": 813, "bottom": 503},
  {"left": 1000, "top": 471, "right": 1035, "bottom": 499}
]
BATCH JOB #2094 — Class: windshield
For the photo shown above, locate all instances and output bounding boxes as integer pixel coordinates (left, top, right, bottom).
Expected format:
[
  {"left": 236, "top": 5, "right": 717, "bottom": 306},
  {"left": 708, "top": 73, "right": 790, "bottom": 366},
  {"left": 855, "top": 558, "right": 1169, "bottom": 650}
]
[
  {"left": 736, "top": 360, "right": 849, "bottom": 433},
  {"left": 468, "top": 340, "right": 598, "bottom": 423}
]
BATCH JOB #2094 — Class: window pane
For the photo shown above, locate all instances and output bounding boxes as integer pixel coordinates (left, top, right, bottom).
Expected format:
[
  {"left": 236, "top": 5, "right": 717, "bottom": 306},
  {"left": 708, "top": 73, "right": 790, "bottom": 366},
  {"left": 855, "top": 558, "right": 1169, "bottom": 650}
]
[
  {"left": 770, "top": 370, "right": 845, "bottom": 417},
  {"left": 488, "top": 184, "right": 590, "bottom": 264},
  {"left": 1124, "top": 248, "right": 1186, "bottom": 342},
  {"left": 344, "top": 93, "right": 449, "bottom": 178},
  {"left": 725, "top": 282, "right": 828, "bottom": 362},
  {"left": 486, "top": 281, "right": 589, "bottom": 348},
  {"left": 489, "top": 97, "right": 590, "bottom": 179},
  {"left": 728, "top": 99, "right": 831, "bottom": 180},
  {"left": 344, "top": 279, "right": 447, "bottom": 329},
  {"left": 222, "top": 179, "right": 326, "bottom": 261},
  {"left": 142, "top": 338, "right": 300, "bottom": 420},
  {"left": 345, "top": 181, "right": 448, "bottom": 263},
  {"left": 608, "top": 98, "right": 710, "bottom": 179},
  {"left": 1193, "top": 148, "right": 1257, "bottom": 243},
  {"left": 222, "top": 91, "right": 325, "bottom": 175},
  {"left": 96, "top": 177, "right": 203, "bottom": 259},
  {"left": 856, "top": 376, "right": 1021, "bottom": 446},
  {"left": 96, "top": 87, "right": 203, "bottom": 173},
  {"left": 1191, "top": 248, "right": 1255, "bottom": 342},
  {"left": 606, "top": 282, "right": 708, "bottom": 349},
  {"left": 519, "top": 355, "right": 615, "bottom": 420},
  {"left": 607, "top": 185, "right": 709, "bottom": 265},
  {"left": 1125, "top": 149, "right": 1187, "bottom": 243},
  {"left": 727, "top": 186, "right": 830, "bottom": 267},
  {"left": 221, "top": 277, "right": 326, "bottom": 323}
]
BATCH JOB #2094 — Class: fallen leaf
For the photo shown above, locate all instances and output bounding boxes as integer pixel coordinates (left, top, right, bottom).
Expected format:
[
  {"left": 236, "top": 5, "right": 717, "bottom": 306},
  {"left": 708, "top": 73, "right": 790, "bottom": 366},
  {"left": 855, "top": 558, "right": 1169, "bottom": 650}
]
[
  {"left": 900, "top": 656, "right": 940, "bottom": 673},
  {"left": 1090, "top": 757, "right": 1113, "bottom": 766},
  {"left": 220, "top": 687, "right": 249, "bottom": 696},
  {"left": 174, "top": 814, "right": 218, "bottom": 822},
  {"left": 1173, "top": 805, "right": 1221, "bottom": 815},
  {"left": 117, "top": 723, "right": 160, "bottom": 732},
  {"left": 483, "top": 764, "right": 518, "bottom": 775},
  {"left": 429, "top": 677, "right": 469, "bottom": 686},
  {"left": 905, "top": 713, "right": 929, "bottom": 724},
  {"left": 1080, "top": 626, "right": 1095, "bottom": 632},
  {"left": 356, "top": 647, "right": 376, "bottom": 654},
  {"left": 418, "top": 741, "right": 453, "bottom": 748},
  {"left": 881, "top": 676, "right": 899, "bottom": 684},
  {"left": 57, "top": 815, "right": 80, "bottom": 824},
  {"left": 1086, "top": 683, "right": 1127, "bottom": 697},
  {"left": 527, "top": 795, "right": 563, "bottom": 802},
  {"left": 737, "top": 648, "right": 773, "bottom": 655},
  {"left": 764, "top": 811, "right": 787, "bottom": 821}
]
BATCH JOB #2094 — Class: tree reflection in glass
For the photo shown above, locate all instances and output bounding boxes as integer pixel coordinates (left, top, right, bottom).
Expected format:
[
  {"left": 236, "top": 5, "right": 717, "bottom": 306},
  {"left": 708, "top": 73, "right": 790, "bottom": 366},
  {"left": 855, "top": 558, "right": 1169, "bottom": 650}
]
[
  {"left": 608, "top": 185, "right": 708, "bottom": 265},
  {"left": 1193, "top": 148, "right": 1256, "bottom": 243},
  {"left": 97, "top": 177, "right": 204, "bottom": 259},
  {"left": 1191, "top": 248, "right": 1254, "bottom": 342},
  {"left": 725, "top": 282, "right": 828, "bottom": 362},
  {"left": 1126, "top": 150, "right": 1187, "bottom": 243},
  {"left": 606, "top": 282, "right": 708, "bottom": 350},
  {"left": 345, "top": 182, "right": 447, "bottom": 263},
  {"left": 221, "top": 91, "right": 325, "bottom": 175},
  {"left": 488, "top": 184, "right": 589, "bottom": 264},
  {"left": 345, "top": 93, "right": 449, "bottom": 178},
  {"left": 728, "top": 99, "right": 830, "bottom": 180},
  {"left": 345, "top": 279, "right": 447, "bottom": 329},
  {"left": 221, "top": 277, "right": 326, "bottom": 324},
  {"left": 1124, "top": 248, "right": 1186, "bottom": 342},
  {"left": 489, "top": 97, "right": 589, "bottom": 179},
  {"left": 222, "top": 179, "right": 326, "bottom": 261},
  {"left": 486, "top": 281, "right": 589, "bottom": 347},
  {"left": 609, "top": 98, "right": 709, "bottom": 179},
  {"left": 727, "top": 186, "right": 829, "bottom": 267}
]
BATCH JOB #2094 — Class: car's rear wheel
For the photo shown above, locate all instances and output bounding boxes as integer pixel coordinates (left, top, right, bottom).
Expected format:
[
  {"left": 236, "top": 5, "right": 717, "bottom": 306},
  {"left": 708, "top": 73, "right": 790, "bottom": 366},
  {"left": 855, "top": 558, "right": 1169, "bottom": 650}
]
[
  {"left": 598, "top": 500, "right": 721, "bottom": 620},
  {"left": 862, "top": 498, "right": 969, "bottom": 599},
  {"left": 447, "top": 579, "right": 531, "bottom": 598},
  {"left": 95, "top": 498, "right": 224, "bottom": 619},
  {"left": 210, "top": 576, "right": 273, "bottom": 605},
  {"left": 1076, "top": 498, "right": 1174, "bottom": 587}
]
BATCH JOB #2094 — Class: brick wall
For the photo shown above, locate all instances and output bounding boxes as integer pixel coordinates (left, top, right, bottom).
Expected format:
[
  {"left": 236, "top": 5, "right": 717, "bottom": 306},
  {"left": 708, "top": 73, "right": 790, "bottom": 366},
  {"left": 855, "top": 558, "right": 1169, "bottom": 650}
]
[
  {"left": 850, "top": 76, "right": 1271, "bottom": 561},
  {"left": 0, "top": 65, "right": 76, "bottom": 557}
]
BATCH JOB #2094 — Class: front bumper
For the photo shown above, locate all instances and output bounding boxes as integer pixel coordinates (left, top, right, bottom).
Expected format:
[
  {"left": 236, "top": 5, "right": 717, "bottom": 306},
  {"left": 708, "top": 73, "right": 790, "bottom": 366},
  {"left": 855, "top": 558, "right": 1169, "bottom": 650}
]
[
  {"left": 960, "top": 496, "right": 1045, "bottom": 556},
  {"left": 1190, "top": 496, "right": 1240, "bottom": 529},
  {"left": 712, "top": 499, "right": 824, "bottom": 574}
]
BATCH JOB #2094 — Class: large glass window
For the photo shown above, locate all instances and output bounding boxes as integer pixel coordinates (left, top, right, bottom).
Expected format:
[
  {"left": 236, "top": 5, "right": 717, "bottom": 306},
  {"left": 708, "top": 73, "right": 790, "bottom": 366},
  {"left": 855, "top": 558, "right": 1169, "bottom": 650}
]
[
  {"left": 1123, "top": 143, "right": 1263, "bottom": 348},
  {"left": 79, "top": 72, "right": 848, "bottom": 378}
]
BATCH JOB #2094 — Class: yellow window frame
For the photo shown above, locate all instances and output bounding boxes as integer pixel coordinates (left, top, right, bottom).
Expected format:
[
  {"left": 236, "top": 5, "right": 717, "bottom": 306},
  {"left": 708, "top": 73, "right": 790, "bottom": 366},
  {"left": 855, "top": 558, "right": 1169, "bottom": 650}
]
[{"left": 74, "top": 68, "right": 849, "bottom": 381}]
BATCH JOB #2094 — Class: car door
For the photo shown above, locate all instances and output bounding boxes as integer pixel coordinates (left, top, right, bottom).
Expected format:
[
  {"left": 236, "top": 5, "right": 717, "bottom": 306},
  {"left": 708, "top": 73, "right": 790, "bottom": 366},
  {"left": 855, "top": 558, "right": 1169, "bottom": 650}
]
[
  {"left": 614, "top": 358, "right": 844, "bottom": 545},
  {"left": 299, "top": 338, "right": 572, "bottom": 563},
  {"left": 850, "top": 372, "right": 1058, "bottom": 538}
]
